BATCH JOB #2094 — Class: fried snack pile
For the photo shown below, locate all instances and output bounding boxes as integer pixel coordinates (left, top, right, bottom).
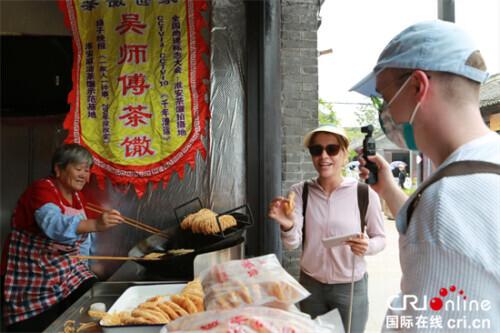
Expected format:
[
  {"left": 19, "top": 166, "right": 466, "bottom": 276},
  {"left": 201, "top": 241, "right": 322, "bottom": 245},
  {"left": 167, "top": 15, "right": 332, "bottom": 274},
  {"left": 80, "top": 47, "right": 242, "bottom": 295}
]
[
  {"left": 101, "top": 279, "right": 205, "bottom": 326},
  {"left": 180, "top": 208, "right": 237, "bottom": 235},
  {"left": 283, "top": 192, "right": 296, "bottom": 216},
  {"left": 201, "top": 254, "right": 310, "bottom": 311}
]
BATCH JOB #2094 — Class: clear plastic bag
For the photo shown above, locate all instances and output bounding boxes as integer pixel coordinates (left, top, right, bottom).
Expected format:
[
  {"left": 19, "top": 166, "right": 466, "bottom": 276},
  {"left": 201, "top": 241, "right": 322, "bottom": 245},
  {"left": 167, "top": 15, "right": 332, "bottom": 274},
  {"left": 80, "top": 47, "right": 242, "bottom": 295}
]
[
  {"left": 164, "top": 306, "right": 332, "bottom": 332},
  {"left": 200, "top": 254, "right": 310, "bottom": 310}
]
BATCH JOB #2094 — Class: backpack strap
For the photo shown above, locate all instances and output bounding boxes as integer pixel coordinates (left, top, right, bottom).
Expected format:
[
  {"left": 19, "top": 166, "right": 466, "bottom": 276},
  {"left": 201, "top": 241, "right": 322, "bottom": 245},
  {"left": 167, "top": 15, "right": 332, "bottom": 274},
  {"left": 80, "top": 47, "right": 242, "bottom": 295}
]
[
  {"left": 301, "top": 180, "right": 310, "bottom": 247},
  {"left": 357, "top": 182, "right": 369, "bottom": 233},
  {"left": 406, "top": 160, "right": 500, "bottom": 226}
]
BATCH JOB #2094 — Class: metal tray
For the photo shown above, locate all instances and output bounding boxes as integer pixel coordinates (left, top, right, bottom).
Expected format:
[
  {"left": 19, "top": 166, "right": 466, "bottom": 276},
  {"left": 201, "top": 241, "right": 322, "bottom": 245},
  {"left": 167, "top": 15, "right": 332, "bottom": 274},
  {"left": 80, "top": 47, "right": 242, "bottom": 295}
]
[
  {"left": 42, "top": 281, "right": 185, "bottom": 333},
  {"left": 100, "top": 284, "right": 186, "bottom": 333}
]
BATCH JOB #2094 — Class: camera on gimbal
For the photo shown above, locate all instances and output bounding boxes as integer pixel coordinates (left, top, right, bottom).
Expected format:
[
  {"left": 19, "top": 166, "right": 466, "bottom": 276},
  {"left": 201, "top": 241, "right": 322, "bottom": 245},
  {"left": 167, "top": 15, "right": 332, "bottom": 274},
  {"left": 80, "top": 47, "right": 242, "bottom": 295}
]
[{"left": 361, "top": 125, "right": 378, "bottom": 184}]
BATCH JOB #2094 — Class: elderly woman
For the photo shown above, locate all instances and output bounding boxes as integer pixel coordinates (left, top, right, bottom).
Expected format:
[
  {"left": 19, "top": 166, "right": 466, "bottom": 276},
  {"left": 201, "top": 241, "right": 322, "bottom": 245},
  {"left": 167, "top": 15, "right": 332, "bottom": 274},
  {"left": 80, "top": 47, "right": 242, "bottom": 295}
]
[
  {"left": 1, "top": 144, "right": 123, "bottom": 332},
  {"left": 268, "top": 125, "right": 386, "bottom": 333}
]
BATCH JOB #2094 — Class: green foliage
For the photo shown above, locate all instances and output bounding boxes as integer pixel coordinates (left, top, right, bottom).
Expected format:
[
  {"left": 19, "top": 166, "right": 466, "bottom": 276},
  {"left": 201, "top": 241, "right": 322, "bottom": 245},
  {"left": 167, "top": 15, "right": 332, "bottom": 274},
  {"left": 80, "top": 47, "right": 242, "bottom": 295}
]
[
  {"left": 354, "top": 97, "right": 383, "bottom": 137},
  {"left": 344, "top": 127, "right": 364, "bottom": 160},
  {"left": 318, "top": 98, "right": 339, "bottom": 126},
  {"left": 345, "top": 127, "right": 364, "bottom": 142},
  {"left": 370, "top": 96, "right": 384, "bottom": 111}
]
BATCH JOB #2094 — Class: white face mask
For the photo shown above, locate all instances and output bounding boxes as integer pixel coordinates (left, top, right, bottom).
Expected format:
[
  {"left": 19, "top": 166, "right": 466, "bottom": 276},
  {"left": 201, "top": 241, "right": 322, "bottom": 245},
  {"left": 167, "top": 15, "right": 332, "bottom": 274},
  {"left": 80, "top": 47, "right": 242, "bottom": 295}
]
[{"left": 378, "top": 74, "right": 421, "bottom": 151}]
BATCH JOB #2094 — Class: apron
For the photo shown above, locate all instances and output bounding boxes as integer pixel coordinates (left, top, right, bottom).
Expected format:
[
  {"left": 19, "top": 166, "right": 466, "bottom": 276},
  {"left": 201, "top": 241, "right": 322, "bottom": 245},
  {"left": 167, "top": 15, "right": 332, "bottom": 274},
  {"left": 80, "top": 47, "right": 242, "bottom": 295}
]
[{"left": 3, "top": 180, "right": 95, "bottom": 325}]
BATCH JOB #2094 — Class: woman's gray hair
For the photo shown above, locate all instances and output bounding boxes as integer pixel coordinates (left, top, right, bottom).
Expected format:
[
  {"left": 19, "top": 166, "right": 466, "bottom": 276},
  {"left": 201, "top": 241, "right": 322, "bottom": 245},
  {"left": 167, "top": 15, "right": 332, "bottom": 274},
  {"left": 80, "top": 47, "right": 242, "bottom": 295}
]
[{"left": 51, "top": 144, "right": 94, "bottom": 175}]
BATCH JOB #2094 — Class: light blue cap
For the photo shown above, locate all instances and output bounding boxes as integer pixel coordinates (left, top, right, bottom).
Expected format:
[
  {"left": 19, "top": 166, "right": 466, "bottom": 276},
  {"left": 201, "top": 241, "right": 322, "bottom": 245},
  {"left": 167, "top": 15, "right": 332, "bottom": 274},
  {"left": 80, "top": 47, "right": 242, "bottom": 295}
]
[{"left": 350, "top": 20, "right": 489, "bottom": 97}]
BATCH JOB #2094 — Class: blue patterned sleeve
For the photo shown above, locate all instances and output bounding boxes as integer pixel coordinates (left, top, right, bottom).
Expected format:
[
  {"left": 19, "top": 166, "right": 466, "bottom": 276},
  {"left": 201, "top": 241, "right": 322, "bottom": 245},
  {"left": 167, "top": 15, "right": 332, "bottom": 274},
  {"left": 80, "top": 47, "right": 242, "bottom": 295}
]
[
  {"left": 34, "top": 203, "right": 84, "bottom": 245},
  {"left": 78, "top": 233, "right": 94, "bottom": 256}
]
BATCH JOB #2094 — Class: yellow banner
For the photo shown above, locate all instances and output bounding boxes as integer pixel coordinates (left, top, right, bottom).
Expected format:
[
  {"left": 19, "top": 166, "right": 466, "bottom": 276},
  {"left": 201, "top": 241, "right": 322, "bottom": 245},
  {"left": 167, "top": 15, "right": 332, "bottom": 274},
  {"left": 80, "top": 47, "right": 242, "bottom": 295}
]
[{"left": 60, "top": 0, "right": 210, "bottom": 196}]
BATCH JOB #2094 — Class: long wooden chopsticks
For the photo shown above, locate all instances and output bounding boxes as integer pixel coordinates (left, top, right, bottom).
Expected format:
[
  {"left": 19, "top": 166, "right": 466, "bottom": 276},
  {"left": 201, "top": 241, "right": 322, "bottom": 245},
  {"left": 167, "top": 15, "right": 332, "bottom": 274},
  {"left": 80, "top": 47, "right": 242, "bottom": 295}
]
[
  {"left": 70, "top": 255, "right": 161, "bottom": 261},
  {"left": 86, "top": 203, "right": 169, "bottom": 239}
]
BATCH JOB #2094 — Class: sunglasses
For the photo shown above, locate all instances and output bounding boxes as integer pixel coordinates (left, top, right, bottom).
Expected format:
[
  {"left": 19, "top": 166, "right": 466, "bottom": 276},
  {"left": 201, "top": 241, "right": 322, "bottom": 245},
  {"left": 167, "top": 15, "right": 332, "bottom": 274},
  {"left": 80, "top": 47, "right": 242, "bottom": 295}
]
[{"left": 308, "top": 144, "right": 341, "bottom": 157}]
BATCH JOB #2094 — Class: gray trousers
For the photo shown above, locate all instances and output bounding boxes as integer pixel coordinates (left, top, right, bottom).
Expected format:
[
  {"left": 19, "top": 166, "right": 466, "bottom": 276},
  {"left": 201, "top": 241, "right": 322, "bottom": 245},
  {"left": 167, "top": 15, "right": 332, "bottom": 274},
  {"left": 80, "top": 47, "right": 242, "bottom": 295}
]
[{"left": 299, "top": 272, "right": 369, "bottom": 333}]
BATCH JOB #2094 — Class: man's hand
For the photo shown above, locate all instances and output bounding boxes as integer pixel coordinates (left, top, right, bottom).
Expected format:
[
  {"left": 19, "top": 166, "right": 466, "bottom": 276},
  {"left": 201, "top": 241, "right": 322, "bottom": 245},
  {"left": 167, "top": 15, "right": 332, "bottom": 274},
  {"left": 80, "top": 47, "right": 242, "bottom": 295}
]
[
  {"left": 357, "top": 149, "right": 409, "bottom": 217},
  {"left": 357, "top": 151, "right": 395, "bottom": 197}
]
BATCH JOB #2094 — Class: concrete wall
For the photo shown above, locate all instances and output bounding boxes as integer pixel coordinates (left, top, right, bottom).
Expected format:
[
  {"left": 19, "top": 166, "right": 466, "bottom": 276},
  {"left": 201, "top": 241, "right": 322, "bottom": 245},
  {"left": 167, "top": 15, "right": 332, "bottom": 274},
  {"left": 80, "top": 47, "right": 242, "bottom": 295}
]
[{"left": 280, "top": 0, "right": 320, "bottom": 278}]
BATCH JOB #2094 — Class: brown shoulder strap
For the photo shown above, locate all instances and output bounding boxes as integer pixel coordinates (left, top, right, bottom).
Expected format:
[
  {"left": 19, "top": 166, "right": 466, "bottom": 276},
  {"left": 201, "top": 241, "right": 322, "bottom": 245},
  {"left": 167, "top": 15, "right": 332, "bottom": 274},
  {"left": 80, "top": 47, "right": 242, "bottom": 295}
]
[
  {"left": 406, "top": 160, "right": 500, "bottom": 226},
  {"left": 301, "top": 180, "right": 310, "bottom": 247},
  {"left": 357, "top": 182, "right": 369, "bottom": 233}
]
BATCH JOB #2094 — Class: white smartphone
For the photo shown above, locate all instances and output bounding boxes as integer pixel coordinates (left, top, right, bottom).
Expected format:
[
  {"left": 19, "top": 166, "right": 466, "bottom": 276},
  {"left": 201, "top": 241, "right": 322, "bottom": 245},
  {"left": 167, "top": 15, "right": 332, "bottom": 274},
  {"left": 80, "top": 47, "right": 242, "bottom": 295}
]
[{"left": 322, "top": 233, "right": 359, "bottom": 248}]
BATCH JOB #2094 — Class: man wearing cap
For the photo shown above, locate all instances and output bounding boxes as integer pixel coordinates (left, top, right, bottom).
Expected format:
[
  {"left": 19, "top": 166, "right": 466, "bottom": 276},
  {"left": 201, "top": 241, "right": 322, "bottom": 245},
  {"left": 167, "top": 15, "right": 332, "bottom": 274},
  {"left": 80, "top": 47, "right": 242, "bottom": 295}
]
[{"left": 351, "top": 20, "right": 500, "bottom": 331}]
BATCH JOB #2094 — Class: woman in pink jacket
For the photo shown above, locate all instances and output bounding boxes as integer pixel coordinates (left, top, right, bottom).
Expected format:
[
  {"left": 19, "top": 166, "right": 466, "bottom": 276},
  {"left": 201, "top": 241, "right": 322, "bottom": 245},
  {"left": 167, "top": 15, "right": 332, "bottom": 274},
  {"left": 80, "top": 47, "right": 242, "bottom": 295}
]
[{"left": 269, "top": 125, "right": 386, "bottom": 333}]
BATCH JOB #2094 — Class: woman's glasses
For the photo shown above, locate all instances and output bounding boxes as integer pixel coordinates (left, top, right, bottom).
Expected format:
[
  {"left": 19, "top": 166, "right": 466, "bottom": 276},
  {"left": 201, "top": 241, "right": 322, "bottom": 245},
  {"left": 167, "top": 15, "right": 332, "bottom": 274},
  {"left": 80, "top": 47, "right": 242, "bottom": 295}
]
[{"left": 308, "top": 144, "right": 341, "bottom": 157}]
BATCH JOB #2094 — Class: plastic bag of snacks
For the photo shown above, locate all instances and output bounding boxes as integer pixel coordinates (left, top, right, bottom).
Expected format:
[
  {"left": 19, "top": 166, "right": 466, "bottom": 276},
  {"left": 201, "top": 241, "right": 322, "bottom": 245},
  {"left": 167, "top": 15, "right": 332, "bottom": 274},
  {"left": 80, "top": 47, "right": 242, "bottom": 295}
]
[
  {"left": 163, "top": 306, "right": 333, "bottom": 333},
  {"left": 200, "top": 254, "right": 310, "bottom": 310}
]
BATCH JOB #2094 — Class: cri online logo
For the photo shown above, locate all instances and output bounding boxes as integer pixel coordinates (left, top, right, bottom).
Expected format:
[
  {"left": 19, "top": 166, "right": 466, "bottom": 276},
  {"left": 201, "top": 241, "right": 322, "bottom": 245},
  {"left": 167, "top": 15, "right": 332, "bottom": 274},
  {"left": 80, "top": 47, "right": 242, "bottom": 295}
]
[
  {"left": 429, "top": 285, "right": 466, "bottom": 311},
  {"left": 388, "top": 285, "right": 491, "bottom": 312}
]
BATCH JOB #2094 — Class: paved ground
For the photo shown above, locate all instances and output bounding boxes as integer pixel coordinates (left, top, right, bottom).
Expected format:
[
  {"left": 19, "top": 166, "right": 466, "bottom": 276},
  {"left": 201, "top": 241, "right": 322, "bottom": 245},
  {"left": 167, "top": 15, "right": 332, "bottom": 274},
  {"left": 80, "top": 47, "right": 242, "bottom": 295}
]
[{"left": 365, "top": 216, "right": 402, "bottom": 332}]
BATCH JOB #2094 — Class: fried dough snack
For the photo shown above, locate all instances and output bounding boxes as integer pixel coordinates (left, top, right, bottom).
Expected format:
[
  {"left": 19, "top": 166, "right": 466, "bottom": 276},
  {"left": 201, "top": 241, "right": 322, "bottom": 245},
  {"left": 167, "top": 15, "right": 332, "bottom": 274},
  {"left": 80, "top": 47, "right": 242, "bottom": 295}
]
[
  {"left": 61, "top": 320, "right": 75, "bottom": 333},
  {"left": 76, "top": 322, "right": 98, "bottom": 332},
  {"left": 168, "top": 248, "right": 195, "bottom": 256},
  {"left": 87, "top": 309, "right": 107, "bottom": 319},
  {"left": 181, "top": 209, "right": 237, "bottom": 235},
  {"left": 283, "top": 191, "right": 296, "bottom": 216},
  {"left": 202, "top": 255, "right": 310, "bottom": 311},
  {"left": 143, "top": 252, "right": 165, "bottom": 259},
  {"left": 142, "top": 249, "right": 194, "bottom": 260},
  {"left": 181, "top": 208, "right": 214, "bottom": 229},
  {"left": 101, "top": 279, "right": 205, "bottom": 326},
  {"left": 206, "top": 281, "right": 301, "bottom": 310}
]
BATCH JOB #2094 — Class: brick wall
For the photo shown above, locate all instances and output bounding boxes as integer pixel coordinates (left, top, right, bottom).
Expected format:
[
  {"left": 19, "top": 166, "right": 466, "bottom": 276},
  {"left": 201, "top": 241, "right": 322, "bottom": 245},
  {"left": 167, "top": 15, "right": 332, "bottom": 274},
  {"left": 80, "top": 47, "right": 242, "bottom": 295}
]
[{"left": 280, "top": 0, "right": 320, "bottom": 278}]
